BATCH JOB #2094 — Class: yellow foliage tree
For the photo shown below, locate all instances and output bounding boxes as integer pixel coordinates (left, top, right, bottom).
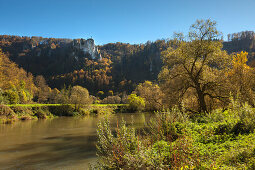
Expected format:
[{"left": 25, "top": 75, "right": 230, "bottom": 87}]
[
  {"left": 0, "top": 49, "right": 36, "bottom": 104},
  {"left": 135, "top": 81, "right": 164, "bottom": 111},
  {"left": 228, "top": 51, "right": 255, "bottom": 105},
  {"left": 230, "top": 51, "right": 250, "bottom": 74}
]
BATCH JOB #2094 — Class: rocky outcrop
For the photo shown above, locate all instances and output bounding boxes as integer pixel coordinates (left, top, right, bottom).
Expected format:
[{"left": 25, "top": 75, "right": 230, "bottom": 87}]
[{"left": 72, "top": 38, "right": 101, "bottom": 60}]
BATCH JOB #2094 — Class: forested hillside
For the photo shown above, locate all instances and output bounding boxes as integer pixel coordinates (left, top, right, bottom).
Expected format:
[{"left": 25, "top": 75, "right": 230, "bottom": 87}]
[
  {"left": 0, "top": 36, "right": 172, "bottom": 96},
  {"left": 0, "top": 49, "right": 36, "bottom": 104},
  {"left": 0, "top": 31, "right": 255, "bottom": 96},
  {"left": 223, "top": 31, "right": 255, "bottom": 63}
]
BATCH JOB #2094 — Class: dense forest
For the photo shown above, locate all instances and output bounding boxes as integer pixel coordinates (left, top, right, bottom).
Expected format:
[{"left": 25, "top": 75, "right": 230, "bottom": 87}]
[
  {"left": 223, "top": 31, "right": 255, "bottom": 64},
  {"left": 0, "top": 30, "right": 255, "bottom": 100},
  {"left": 0, "top": 36, "right": 170, "bottom": 96}
]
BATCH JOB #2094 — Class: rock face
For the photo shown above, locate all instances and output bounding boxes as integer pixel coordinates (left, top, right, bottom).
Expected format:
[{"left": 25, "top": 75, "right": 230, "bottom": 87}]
[{"left": 73, "top": 38, "right": 101, "bottom": 59}]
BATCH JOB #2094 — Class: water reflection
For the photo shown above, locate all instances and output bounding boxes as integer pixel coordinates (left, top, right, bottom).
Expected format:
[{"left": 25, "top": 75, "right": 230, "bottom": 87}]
[{"left": 0, "top": 113, "right": 151, "bottom": 169}]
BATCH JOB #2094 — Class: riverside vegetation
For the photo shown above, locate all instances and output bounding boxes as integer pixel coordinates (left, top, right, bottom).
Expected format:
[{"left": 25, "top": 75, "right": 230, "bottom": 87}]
[
  {"left": 0, "top": 104, "right": 124, "bottom": 124},
  {"left": 1, "top": 19, "right": 255, "bottom": 169},
  {"left": 93, "top": 19, "right": 255, "bottom": 169},
  {"left": 95, "top": 100, "right": 255, "bottom": 169}
]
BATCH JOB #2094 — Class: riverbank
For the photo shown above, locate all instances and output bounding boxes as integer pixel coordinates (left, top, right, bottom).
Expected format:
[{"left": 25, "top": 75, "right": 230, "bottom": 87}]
[
  {"left": 0, "top": 104, "right": 129, "bottom": 124},
  {"left": 95, "top": 104, "right": 255, "bottom": 169}
]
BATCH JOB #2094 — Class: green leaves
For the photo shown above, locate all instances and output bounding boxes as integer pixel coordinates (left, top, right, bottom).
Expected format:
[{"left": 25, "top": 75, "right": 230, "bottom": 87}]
[
  {"left": 189, "top": 19, "right": 221, "bottom": 41},
  {"left": 159, "top": 19, "right": 231, "bottom": 113},
  {"left": 127, "top": 94, "right": 145, "bottom": 112}
]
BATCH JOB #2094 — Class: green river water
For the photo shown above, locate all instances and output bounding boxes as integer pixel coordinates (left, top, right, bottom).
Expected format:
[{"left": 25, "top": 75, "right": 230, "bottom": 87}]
[{"left": 0, "top": 113, "right": 152, "bottom": 169}]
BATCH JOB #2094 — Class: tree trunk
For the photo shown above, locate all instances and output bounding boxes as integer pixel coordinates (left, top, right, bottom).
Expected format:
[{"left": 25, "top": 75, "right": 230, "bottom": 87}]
[
  {"left": 197, "top": 89, "right": 207, "bottom": 113},
  {"left": 195, "top": 81, "right": 207, "bottom": 114}
]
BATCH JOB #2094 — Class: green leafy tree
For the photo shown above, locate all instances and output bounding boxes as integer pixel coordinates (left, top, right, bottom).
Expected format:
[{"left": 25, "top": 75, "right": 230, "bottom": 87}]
[
  {"left": 48, "top": 88, "right": 61, "bottom": 104},
  {"left": 18, "top": 81, "right": 33, "bottom": 103},
  {"left": 159, "top": 19, "right": 231, "bottom": 113},
  {"left": 135, "top": 81, "right": 164, "bottom": 111},
  {"left": 101, "top": 95, "right": 121, "bottom": 104},
  {"left": 70, "top": 86, "right": 91, "bottom": 110},
  {"left": 58, "top": 85, "right": 72, "bottom": 104},
  {"left": 127, "top": 93, "right": 145, "bottom": 112},
  {"left": 0, "top": 88, "right": 8, "bottom": 104},
  {"left": 5, "top": 89, "right": 19, "bottom": 104},
  {"left": 34, "top": 75, "right": 51, "bottom": 103}
]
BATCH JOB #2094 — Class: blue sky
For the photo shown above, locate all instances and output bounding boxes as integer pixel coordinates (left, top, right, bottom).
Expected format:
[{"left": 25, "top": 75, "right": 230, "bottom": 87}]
[{"left": 0, "top": 0, "right": 254, "bottom": 45}]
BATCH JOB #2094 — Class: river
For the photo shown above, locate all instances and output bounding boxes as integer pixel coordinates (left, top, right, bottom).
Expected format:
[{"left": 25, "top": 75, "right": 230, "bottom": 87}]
[{"left": 0, "top": 113, "right": 152, "bottom": 169}]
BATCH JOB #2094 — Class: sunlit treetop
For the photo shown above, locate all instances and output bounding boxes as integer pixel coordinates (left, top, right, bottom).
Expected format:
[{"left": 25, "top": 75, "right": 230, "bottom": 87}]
[{"left": 232, "top": 51, "right": 249, "bottom": 70}]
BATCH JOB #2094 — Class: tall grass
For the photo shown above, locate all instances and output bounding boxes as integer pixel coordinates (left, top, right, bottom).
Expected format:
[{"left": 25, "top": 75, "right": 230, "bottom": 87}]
[
  {"left": 94, "top": 103, "right": 255, "bottom": 169},
  {"left": 94, "top": 108, "right": 199, "bottom": 169}
]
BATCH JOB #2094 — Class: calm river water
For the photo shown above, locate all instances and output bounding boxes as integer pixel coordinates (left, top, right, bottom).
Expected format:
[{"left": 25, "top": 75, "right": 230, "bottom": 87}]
[{"left": 0, "top": 113, "right": 152, "bottom": 169}]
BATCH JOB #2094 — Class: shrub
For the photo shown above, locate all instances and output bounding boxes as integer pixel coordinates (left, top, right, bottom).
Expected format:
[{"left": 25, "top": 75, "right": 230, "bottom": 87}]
[
  {"left": 90, "top": 95, "right": 100, "bottom": 104},
  {"left": 127, "top": 94, "right": 145, "bottom": 112},
  {"left": 19, "top": 89, "right": 33, "bottom": 103},
  {"left": 33, "top": 107, "right": 53, "bottom": 119},
  {"left": 150, "top": 140, "right": 171, "bottom": 168},
  {"left": 0, "top": 88, "right": 8, "bottom": 104},
  {"left": 223, "top": 149, "right": 255, "bottom": 167},
  {"left": 95, "top": 113, "right": 199, "bottom": 169},
  {"left": 4, "top": 89, "right": 19, "bottom": 104},
  {"left": 10, "top": 106, "right": 34, "bottom": 116},
  {"left": 135, "top": 81, "right": 164, "bottom": 111},
  {"left": 228, "top": 103, "right": 255, "bottom": 135},
  {"left": 48, "top": 105, "right": 75, "bottom": 116},
  {"left": 70, "top": 86, "right": 91, "bottom": 110},
  {"left": 90, "top": 106, "right": 114, "bottom": 115},
  {"left": 9, "top": 106, "right": 35, "bottom": 120},
  {"left": 101, "top": 95, "right": 121, "bottom": 104},
  {"left": 146, "top": 137, "right": 199, "bottom": 169},
  {"left": 120, "top": 93, "right": 128, "bottom": 104},
  {"left": 96, "top": 118, "right": 140, "bottom": 169},
  {"left": 0, "top": 104, "right": 16, "bottom": 123},
  {"left": 146, "top": 108, "right": 187, "bottom": 142},
  {"left": 0, "top": 104, "right": 15, "bottom": 116}
]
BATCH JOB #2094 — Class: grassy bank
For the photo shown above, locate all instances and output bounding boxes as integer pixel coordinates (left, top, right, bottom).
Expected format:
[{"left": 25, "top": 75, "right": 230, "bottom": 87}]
[
  {"left": 0, "top": 104, "right": 128, "bottom": 124},
  {"left": 6, "top": 104, "right": 127, "bottom": 107},
  {"left": 95, "top": 104, "right": 255, "bottom": 169}
]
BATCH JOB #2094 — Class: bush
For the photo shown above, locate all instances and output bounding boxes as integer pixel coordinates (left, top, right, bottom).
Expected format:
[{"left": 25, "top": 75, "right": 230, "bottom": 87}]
[
  {"left": 150, "top": 140, "right": 171, "bottom": 167},
  {"left": 0, "top": 88, "right": 8, "bottom": 104},
  {"left": 127, "top": 94, "right": 145, "bottom": 112},
  {"left": 48, "top": 105, "right": 75, "bottom": 116},
  {"left": 4, "top": 89, "right": 19, "bottom": 104},
  {"left": 147, "top": 137, "right": 199, "bottom": 169},
  {"left": 94, "top": 103, "right": 255, "bottom": 169},
  {"left": 34, "top": 107, "right": 53, "bottom": 119},
  {"left": 0, "top": 104, "right": 15, "bottom": 116},
  {"left": 146, "top": 108, "right": 188, "bottom": 142},
  {"left": 10, "top": 106, "right": 33, "bottom": 116},
  {"left": 90, "top": 106, "right": 115, "bottom": 115},
  {"left": 90, "top": 95, "right": 100, "bottom": 104},
  {"left": 231, "top": 103, "right": 255, "bottom": 135},
  {"left": 219, "top": 103, "right": 255, "bottom": 135},
  {"left": 0, "top": 104, "right": 16, "bottom": 123},
  {"left": 95, "top": 112, "right": 199, "bottom": 169},
  {"left": 96, "top": 118, "right": 140, "bottom": 169},
  {"left": 70, "top": 86, "right": 91, "bottom": 110},
  {"left": 101, "top": 95, "right": 121, "bottom": 104},
  {"left": 135, "top": 81, "right": 164, "bottom": 111}
]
